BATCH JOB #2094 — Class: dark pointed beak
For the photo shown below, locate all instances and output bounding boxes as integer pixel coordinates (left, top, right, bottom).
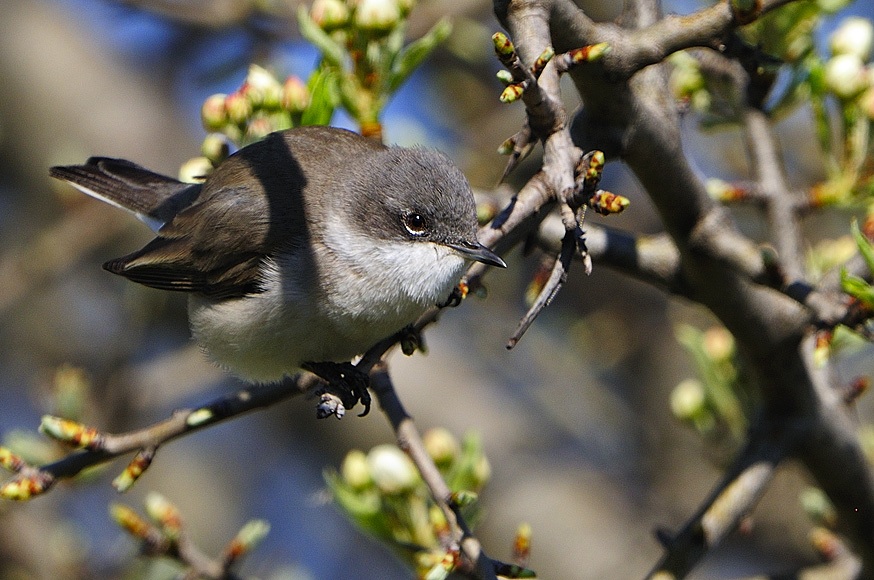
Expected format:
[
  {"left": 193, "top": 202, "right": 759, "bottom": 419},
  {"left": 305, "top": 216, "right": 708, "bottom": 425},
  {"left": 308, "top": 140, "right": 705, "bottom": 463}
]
[{"left": 447, "top": 240, "right": 507, "bottom": 268}]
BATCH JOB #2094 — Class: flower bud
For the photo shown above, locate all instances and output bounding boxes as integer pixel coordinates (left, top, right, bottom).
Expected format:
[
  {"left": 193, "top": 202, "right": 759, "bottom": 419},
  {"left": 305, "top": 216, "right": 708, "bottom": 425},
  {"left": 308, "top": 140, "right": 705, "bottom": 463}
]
[
  {"left": 244, "top": 116, "right": 274, "bottom": 142},
  {"left": 225, "top": 519, "right": 271, "bottom": 561},
  {"left": 354, "top": 0, "right": 401, "bottom": 34},
  {"left": 396, "top": 0, "right": 415, "bottom": 16},
  {"left": 341, "top": 449, "right": 372, "bottom": 489},
  {"left": 39, "top": 415, "right": 101, "bottom": 449},
  {"left": 244, "top": 65, "right": 283, "bottom": 110},
  {"left": 496, "top": 69, "right": 514, "bottom": 85},
  {"left": 702, "top": 326, "right": 734, "bottom": 361},
  {"left": 145, "top": 492, "right": 182, "bottom": 539},
  {"left": 830, "top": 17, "right": 874, "bottom": 61},
  {"left": 110, "top": 504, "right": 153, "bottom": 539},
  {"left": 201, "top": 93, "right": 228, "bottom": 131},
  {"left": 670, "top": 379, "right": 707, "bottom": 422},
  {"left": 201, "top": 133, "right": 230, "bottom": 166},
  {"left": 824, "top": 53, "right": 868, "bottom": 100},
  {"left": 367, "top": 444, "right": 418, "bottom": 494},
  {"left": 178, "top": 157, "right": 213, "bottom": 183},
  {"left": 311, "top": 0, "right": 350, "bottom": 31},
  {"left": 281, "top": 76, "right": 311, "bottom": 113},
  {"left": 423, "top": 428, "right": 460, "bottom": 467},
  {"left": 225, "top": 91, "right": 253, "bottom": 125},
  {"left": 471, "top": 455, "right": 491, "bottom": 489},
  {"left": 800, "top": 487, "right": 837, "bottom": 527}
]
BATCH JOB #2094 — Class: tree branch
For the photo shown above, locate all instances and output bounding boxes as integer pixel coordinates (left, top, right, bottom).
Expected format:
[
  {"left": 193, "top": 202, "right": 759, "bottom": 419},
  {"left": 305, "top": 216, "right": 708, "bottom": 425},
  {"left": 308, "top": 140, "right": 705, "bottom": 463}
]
[
  {"left": 369, "top": 366, "right": 500, "bottom": 580},
  {"left": 497, "top": 0, "right": 874, "bottom": 575},
  {"left": 648, "top": 419, "right": 791, "bottom": 578}
]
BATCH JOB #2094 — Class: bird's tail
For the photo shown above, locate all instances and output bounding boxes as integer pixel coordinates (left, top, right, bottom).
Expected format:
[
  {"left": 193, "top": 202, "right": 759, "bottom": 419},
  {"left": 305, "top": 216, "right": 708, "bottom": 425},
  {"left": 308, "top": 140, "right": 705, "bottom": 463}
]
[{"left": 49, "top": 157, "right": 200, "bottom": 232}]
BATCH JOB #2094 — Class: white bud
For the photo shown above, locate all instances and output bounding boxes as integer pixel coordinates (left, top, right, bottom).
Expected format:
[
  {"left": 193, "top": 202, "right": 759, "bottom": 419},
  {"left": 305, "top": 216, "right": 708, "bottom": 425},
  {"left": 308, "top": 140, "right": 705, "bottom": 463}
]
[
  {"left": 340, "top": 449, "right": 371, "bottom": 489},
  {"left": 366, "top": 444, "right": 418, "bottom": 494},
  {"left": 354, "top": 0, "right": 401, "bottom": 33},
  {"left": 670, "top": 379, "right": 707, "bottom": 422},
  {"left": 246, "top": 64, "right": 279, "bottom": 93},
  {"left": 311, "top": 0, "right": 350, "bottom": 30},
  {"left": 422, "top": 427, "right": 459, "bottom": 466},
  {"left": 244, "top": 65, "right": 282, "bottom": 109},
  {"left": 824, "top": 53, "right": 868, "bottom": 100},
  {"left": 178, "top": 157, "right": 213, "bottom": 183},
  {"left": 830, "top": 17, "right": 874, "bottom": 61}
]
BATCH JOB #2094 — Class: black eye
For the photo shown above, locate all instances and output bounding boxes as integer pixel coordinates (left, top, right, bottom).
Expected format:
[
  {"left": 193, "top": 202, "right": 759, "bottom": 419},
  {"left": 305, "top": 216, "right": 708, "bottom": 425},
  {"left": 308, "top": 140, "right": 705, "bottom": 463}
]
[{"left": 402, "top": 212, "right": 430, "bottom": 236}]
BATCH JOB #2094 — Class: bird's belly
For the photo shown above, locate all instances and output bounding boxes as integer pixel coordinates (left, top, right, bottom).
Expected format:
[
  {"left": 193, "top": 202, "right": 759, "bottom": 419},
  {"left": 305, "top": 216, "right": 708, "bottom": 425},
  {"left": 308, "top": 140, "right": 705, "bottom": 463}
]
[
  {"left": 186, "top": 242, "right": 466, "bottom": 383},
  {"left": 186, "top": 290, "right": 423, "bottom": 383}
]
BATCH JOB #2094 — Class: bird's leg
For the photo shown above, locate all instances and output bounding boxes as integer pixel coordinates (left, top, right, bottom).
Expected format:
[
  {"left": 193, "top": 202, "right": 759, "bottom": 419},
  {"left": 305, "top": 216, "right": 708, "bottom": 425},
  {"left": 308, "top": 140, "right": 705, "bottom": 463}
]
[{"left": 302, "top": 361, "right": 372, "bottom": 419}]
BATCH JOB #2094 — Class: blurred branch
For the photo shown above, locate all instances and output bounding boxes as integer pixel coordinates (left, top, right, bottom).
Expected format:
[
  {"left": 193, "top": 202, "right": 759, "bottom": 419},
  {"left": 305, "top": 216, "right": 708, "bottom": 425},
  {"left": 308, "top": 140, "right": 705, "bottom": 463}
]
[
  {"left": 117, "top": 0, "right": 270, "bottom": 28},
  {"left": 111, "top": 495, "right": 269, "bottom": 579},
  {"left": 0, "top": 203, "right": 132, "bottom": 316},
  {"left": 648, "top": 419, "right": 790, "bottom": 578},
  {"left": 742, "top": 107, "right": 805, "bottom": 281}
]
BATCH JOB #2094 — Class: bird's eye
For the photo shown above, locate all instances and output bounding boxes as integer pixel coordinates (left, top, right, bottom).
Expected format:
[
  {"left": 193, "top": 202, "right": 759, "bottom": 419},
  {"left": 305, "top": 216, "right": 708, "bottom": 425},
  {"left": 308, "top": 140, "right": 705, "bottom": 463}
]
[{"left": 402, "top": 212, "right": 429, "bottom": 236}]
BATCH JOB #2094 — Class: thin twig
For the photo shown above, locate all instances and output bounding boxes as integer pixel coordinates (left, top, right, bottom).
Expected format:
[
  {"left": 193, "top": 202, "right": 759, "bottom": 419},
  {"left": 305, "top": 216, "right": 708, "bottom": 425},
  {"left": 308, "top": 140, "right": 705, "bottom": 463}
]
[{"left": 369, "top": 366, "right": 500, "bottom": 580}]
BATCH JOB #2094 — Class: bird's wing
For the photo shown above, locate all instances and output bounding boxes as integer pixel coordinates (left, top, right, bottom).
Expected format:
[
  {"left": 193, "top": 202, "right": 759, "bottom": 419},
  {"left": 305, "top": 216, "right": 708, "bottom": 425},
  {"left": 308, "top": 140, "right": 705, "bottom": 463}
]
[{"left": 49, "top": 157, "right": 200, "bottom": 232}]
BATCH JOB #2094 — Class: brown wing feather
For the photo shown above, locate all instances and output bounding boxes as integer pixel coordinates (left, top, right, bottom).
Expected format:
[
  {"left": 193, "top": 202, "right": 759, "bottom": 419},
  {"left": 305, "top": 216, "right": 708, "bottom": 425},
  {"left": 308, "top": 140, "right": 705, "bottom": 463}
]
[{"left": 104, "top": 127, "right": 386, "bottom": 299}]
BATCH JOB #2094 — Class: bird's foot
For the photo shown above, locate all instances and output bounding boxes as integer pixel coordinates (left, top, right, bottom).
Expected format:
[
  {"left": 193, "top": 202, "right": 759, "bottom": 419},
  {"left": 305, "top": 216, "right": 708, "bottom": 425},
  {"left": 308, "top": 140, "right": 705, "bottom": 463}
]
[
  {"left": 437, "top": 282, "right": 469, "bottom": 308},
  {"left": 302, "top": 361, "right": 371, "bottom": 419}
]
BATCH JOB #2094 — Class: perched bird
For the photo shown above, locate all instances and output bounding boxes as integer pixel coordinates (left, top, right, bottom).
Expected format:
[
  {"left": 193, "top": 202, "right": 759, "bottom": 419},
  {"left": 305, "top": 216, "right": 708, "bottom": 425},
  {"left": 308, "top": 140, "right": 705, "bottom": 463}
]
[{"left": 51, "top": 126, "right": 504, "bottom": 412}]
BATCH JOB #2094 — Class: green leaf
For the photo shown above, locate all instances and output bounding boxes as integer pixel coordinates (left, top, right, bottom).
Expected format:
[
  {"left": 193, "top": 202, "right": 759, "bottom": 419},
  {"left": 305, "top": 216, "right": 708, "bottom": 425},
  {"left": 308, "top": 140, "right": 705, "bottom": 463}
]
[
  {"left": 301, "top": 67, "right": 338, "bottom": 126},
  {"left": 389, "top": 18, "right": 453, "bottom": 93},
  {"left": 841, "top": 270, "right": 874, "bottom": 308},
  {"left": 297, "top": 5, "right": 345, "bottom": 67},
  {"left": 851, "top": 219, "right": 874, "bottom": 274}
]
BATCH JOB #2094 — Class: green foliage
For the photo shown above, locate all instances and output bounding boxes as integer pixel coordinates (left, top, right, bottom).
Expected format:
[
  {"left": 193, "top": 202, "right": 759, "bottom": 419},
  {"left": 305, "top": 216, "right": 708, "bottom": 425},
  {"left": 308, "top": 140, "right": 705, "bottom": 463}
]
[
  {"left": 186, "top": 0, "right": 451, "bottom": 179},
  {"left": 324, "top": 429, "right": 490, "bottom": 578},
  {"left": 671, "top": 325, "right": 756, "bottom": 455},
  {"left": 298, "top": 1, "right": 451, "bottom": 137},
  {"left": 841, "top": 219, "right": 874, "bottom": 308}
]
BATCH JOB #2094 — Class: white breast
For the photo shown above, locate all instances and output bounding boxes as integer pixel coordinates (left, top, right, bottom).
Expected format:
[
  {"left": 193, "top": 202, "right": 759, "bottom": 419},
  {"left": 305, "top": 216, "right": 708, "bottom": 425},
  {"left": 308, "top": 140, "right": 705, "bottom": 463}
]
[{"left": 186, "top": 228, "right": 466, "bottom": 383}]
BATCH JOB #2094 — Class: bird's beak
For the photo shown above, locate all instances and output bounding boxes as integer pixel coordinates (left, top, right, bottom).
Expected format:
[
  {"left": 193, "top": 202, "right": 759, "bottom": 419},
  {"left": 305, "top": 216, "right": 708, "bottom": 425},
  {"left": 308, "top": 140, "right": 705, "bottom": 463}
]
[{"left": 447, "top": 241, "right": 507, "bottom": 268}]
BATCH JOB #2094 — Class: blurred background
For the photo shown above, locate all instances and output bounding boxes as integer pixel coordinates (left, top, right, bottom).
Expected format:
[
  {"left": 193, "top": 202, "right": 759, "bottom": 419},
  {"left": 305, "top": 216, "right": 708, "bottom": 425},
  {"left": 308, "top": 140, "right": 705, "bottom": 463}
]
[{"left": 2, "top": 0, "right": 874, "bottom": 578}]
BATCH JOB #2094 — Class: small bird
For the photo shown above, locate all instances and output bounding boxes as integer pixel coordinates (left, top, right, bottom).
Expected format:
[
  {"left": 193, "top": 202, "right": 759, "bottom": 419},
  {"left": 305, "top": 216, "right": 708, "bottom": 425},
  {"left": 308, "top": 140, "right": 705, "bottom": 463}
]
[{"left": 50, "top": 126, "right": 504, "bottom": 412}]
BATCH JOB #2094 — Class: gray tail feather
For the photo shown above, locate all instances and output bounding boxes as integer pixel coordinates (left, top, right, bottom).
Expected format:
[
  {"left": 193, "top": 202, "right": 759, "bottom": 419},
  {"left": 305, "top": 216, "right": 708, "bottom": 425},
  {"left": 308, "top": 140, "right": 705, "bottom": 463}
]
[{"left": 49, "top": 157, "right": 199, "bottom": 228}]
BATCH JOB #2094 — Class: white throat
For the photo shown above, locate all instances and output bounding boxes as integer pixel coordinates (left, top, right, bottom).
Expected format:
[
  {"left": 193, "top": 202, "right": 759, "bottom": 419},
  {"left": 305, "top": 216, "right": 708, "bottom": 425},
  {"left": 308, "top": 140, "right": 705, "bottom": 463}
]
[{"left": 320, "top": 218, "right": 467, "bottom": 321}]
